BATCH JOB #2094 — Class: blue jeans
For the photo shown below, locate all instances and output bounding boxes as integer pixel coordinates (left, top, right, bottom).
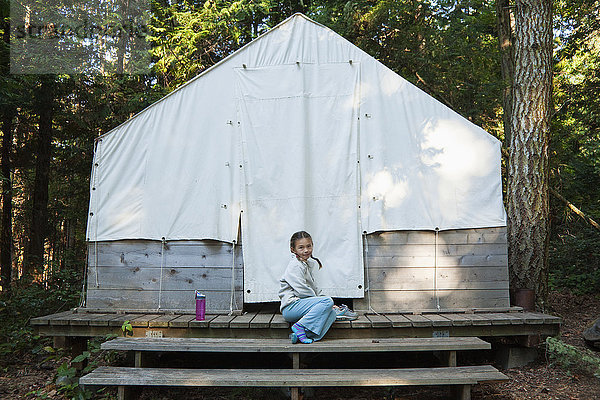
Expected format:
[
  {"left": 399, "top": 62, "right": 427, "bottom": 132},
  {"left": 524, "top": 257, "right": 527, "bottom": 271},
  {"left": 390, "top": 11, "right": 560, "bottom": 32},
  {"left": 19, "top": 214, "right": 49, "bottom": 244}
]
[{"left": 282, "top": 296, "right": 337, "bottom": 341}]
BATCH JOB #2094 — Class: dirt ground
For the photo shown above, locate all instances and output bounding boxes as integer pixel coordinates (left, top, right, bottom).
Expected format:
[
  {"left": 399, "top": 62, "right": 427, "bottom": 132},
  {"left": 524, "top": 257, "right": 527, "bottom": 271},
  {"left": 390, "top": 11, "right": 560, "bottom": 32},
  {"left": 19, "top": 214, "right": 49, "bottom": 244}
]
[{"left": 1, "top": 290, "right": 599, "bottom": 400}]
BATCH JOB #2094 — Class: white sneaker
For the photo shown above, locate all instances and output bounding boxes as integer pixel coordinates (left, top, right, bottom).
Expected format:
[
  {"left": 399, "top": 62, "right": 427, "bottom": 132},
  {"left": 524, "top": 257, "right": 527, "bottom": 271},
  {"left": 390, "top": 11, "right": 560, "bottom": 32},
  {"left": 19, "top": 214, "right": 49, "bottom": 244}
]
[{"left": 334, "top": 304, "right": 359, "bottom": 321}]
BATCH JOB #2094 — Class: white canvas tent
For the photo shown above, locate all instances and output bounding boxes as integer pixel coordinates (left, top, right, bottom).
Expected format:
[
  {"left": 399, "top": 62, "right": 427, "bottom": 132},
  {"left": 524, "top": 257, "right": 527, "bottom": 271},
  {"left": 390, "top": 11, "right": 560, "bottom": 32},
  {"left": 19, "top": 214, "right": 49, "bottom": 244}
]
[{"left": 87, "top": 13, "right": 506, "bottom": 304}]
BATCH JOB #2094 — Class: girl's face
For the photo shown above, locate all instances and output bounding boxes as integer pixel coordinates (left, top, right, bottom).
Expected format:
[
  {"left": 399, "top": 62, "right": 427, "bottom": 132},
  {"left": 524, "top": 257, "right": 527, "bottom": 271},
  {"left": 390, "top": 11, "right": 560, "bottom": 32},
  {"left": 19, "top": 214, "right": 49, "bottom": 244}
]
[{"left": 291, "top": 238, "right": 313, "bottom": 262}]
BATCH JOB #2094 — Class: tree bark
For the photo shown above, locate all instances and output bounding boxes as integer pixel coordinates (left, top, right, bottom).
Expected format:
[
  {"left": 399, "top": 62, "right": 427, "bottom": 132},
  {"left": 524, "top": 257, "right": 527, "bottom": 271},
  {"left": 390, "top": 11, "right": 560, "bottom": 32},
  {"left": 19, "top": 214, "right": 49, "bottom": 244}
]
[
  {"left": 1, "top": 110, "right": 14, "bottom": 291},
  {"left": 1, "top": 5, "right": 14, "bottom": 291},
  {"left": 23, "top": 76, "right": 54, "bottom": 278},
  {"left": 496, "top": 0, "right": 515, "bottom": 146},
  {"left": 116, "top": 0, "right": 130, "bottom": 74},
  {"left": 501, "top": 147, "right": 600, "bottom": 232},
  {"left": 507, "top": 0, "right": 553, "bottom": 305}
]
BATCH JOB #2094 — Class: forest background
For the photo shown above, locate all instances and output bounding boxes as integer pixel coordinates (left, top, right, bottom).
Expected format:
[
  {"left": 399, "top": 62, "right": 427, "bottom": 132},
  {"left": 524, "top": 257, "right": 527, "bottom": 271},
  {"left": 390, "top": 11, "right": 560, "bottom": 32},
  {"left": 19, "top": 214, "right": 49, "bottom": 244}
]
[{"left": 0, "top": 0, "right": 598, "bottom": 385}]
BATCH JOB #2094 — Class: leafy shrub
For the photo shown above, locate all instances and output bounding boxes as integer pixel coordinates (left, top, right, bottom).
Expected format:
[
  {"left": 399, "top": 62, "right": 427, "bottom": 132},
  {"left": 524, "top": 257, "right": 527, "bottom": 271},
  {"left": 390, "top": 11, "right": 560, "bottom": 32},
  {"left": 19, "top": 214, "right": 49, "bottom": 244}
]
[
  {"left": 546, "top": 336, "right": 600, "bottom": 378},
  {"left": 549, "top": 224, "right": 600, "bottom": 295},
  {"left": 0, "top": 268, "right": 83, "bottom": 358}
]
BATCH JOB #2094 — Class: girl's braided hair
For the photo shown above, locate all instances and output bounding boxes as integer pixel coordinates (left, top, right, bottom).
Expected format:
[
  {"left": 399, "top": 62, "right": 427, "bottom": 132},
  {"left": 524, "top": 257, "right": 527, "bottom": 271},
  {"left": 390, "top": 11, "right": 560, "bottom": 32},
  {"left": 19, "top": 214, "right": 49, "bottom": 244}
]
[{"left": 290, "top": 231, "right": 323, "bottom": 269}]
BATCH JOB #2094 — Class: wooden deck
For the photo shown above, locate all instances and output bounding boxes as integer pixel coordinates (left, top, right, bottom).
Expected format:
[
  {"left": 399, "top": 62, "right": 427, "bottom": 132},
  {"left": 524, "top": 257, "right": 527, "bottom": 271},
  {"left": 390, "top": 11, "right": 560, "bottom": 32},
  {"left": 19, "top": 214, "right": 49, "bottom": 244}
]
[{"left": 32, "top": 308, "right": 561, "bottom": 339}]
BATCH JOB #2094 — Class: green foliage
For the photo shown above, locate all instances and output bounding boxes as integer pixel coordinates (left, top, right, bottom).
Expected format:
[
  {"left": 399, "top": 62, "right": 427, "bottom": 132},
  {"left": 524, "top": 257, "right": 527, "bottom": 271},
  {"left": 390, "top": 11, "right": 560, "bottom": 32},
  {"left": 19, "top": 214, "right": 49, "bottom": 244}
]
[
  {"left": 0, "top": 268, "right": 82, "bottom": 358},
  {"left": 550, "top": 0, "right": 600, "bottom": 294},
  {"left": 121, "top": 320, "right": 133, "bottom": 337},
  {"left": 37, "top": 335, "right": 116, "bottom": 400},
  {"left": 546, "top": 336, "right": 600, "bottom": 378},
  {"left": 549, "top": 225, "right": 600, "bottom": 294},
  {"left": 310, "top": 0, "right": 503, "bottom": 133},
  {"left": 149, "top": 0, "right": 276, "bottom": 89}
]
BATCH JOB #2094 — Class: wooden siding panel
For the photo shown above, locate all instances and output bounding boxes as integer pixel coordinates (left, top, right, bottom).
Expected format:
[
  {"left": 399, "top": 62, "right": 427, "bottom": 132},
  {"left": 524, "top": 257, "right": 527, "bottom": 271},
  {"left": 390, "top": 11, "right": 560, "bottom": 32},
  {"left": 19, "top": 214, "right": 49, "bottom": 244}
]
[
  {"left": 357, "top": 228, "right": 509, "bottom": 312},
  {"left": 87, "top": 240, "right": 243, "bottom": 312},
  {"left": 86, "top": 289, "right": 243, "bottom": 313},
  {"left": 86, "top": 227, "right": 508, "bottom": 312},
  {"left": 88, "top": 265, "right": 242, "bottom": 291},
  {"left": 366, "top": 266, "right": 509, "bottom": 290},
  {"left": 88, "top": 240, "right": 243, "bottom": 268},
  {"left": 367, "top": 254, "right": 508, "bottom": 268},
  {"left": 355, "top": 289, "right": 510, "bottom": 312},
  {"left": 366, "top": 243, "right": 507, "bottom": 258},
  {"left": 367, "top": 228, "right": 507, "bottom": 245}
]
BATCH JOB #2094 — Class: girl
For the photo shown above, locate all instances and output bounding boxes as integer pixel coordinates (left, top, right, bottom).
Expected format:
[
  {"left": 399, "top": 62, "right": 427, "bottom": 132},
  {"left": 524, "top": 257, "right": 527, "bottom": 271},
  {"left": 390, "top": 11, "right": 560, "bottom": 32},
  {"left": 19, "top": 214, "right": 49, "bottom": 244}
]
[{"left": 278, "top": 231, "right": 337, "bottom": 344}]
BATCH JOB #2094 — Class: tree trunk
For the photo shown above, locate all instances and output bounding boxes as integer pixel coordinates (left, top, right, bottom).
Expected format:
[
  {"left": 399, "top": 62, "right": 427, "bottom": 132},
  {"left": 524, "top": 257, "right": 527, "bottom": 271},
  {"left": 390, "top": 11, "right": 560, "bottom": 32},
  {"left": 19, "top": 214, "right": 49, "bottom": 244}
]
[
  {"left": 23, "top": 76, "right": 54, "bottom": 278},
  {"left": 1, "top": 5, "right": 14, "bottom": 291},
  {"left": 116, "top": 0, "right": 130, "bottom": 74},
  {"left": 496, "top": 0, "right": 515, "bottom": 146},
  {"left": 1, "top": 110, "right": 14, "bottom": 291},
  {"left": 507, "top": 0, "right": 553, "bottom": 306}
]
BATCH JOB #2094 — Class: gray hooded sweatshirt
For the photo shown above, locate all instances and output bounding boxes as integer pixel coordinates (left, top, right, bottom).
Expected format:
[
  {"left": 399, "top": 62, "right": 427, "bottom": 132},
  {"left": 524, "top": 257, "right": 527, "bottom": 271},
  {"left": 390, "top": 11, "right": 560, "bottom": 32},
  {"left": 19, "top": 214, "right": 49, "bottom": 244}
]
[{"left": 278, "top": 255, "right": 322, "bottom": 311}]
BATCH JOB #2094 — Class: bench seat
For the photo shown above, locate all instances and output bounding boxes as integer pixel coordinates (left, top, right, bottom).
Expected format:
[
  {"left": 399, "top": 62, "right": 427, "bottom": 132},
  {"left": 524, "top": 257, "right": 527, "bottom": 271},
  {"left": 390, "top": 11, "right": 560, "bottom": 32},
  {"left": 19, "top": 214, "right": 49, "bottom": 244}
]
[
  {"left": 101, "top": 336, "right": 491, "bottom": 353},
  {"left": 91, "top": 337, "right": 504, "bottom": 399},
  {"left": 80, "top": 365, "right": 508, "bottom": 387}
]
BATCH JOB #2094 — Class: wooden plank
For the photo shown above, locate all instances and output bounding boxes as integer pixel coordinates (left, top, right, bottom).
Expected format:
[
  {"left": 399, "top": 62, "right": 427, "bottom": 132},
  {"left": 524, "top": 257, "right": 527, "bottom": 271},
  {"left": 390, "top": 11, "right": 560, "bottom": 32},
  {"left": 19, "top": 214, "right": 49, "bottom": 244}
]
[
  {"left": 350, "top": 314, "right": 372, "bottom": 328},
  {"left": 250, "top": 313, "right": 273, "bottom": 329},
  {"left": 497, "top": 312, "right": 526, "bottom": 325},
  {"left": 130, "top": 314, "right": 162, "bottom": 328},
  {"left": 475, "top": 313, "right": 514, "bottom": 326},
  {"left": 87, "top": 265, "right": 242, "bottom": 291},
  {"left": 47, "top": 311, "right": 79, "bottom": 326},
  {"left": 354, "top": 289, "right": 510, "bottom": 313},
  {"left": 109, "top": 314, "right": 145, "bottom": 327},
  {"left": 332, "top": 319, "right": 352, "bottom": 329},
  {"left": 148, "top": 315, "right": 179, "bottom": 328},
  {"left": 541, "top": 314, "right": 562, "bottom": 325},
  {"left": 87, "top": 313, "right": 124, "bottom": 327},
  {"left": 364, "top": 314, "right": 392, "bottom": 328},
  {"left": 404, "top": 314, "right": 433, "bottom": 328},
  {"left": 61, "top": 312, "right": 102, "bottom": 326},
  {"left": 209, "top": 315, "right": 236, "bottom": 328},
  {"left": 384, "top": 314, "right": 412, "bottom": 328},
  {"left": 366, "top": 244, "right": 507, "bottom": 258},
  {"left": 80, "top": 365, "right": 507, "bottom": 387},
  {"left": 230, "top": 312, "right": 258, "bottom": 329},
  {"left": 366, "top": 266, "right": 509, "bottom": 290},
  {"left": 169, "top": 314, "right": 196, "bottom": 328},
  {"left": 366, "top": 231, "right": 437, "bottom": 245},
  {"left": 423, "top": 314, "right": 452, "bottom": 327},
  {"left": 269, "top": 313, "right": 289, "bottom": 329},
  {"left": 517, "top": 312, "right": 546, "bottom": 325},
  {"left": 366, "top": 255, "right": 508, "bottom": 268},
  {"left": 366, "top": 228, "right": 506, "bottom": 246},
  {"left": 101, "top": 337, "right": 492, "bottom": 353},
  {"left": 442, "top": 314, "right": 473, "bottom": 327},
  {"left": 69, "top": 312, "right": 129, "bottom": 327},
  {"left": 85, "top": 289, "right": 243, "bottom": 313},
  {"left": 31, "top": 310, "right": 75, "bottom": 326},
  {"left": 467, "top": 314, "right": 493, "bottom": 326},
  {"left": 477, "top": 306, "right": 522, "bottom": 313},
  {"left": 516, "top": 312, "right": 561, "bottom": 325},
  {"left": 88, "top": 240, "right": 243, "bottom": 269},
  {"left": 189, "top": 314, "right": 218, "bottom": 328}
]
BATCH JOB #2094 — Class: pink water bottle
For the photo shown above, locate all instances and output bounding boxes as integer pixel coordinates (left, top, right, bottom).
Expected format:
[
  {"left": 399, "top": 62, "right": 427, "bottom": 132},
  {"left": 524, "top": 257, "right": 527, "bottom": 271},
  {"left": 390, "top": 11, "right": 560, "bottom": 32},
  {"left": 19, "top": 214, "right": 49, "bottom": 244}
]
[{"left": 195, "top": 291, "right": 206, "bottom": 321}]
